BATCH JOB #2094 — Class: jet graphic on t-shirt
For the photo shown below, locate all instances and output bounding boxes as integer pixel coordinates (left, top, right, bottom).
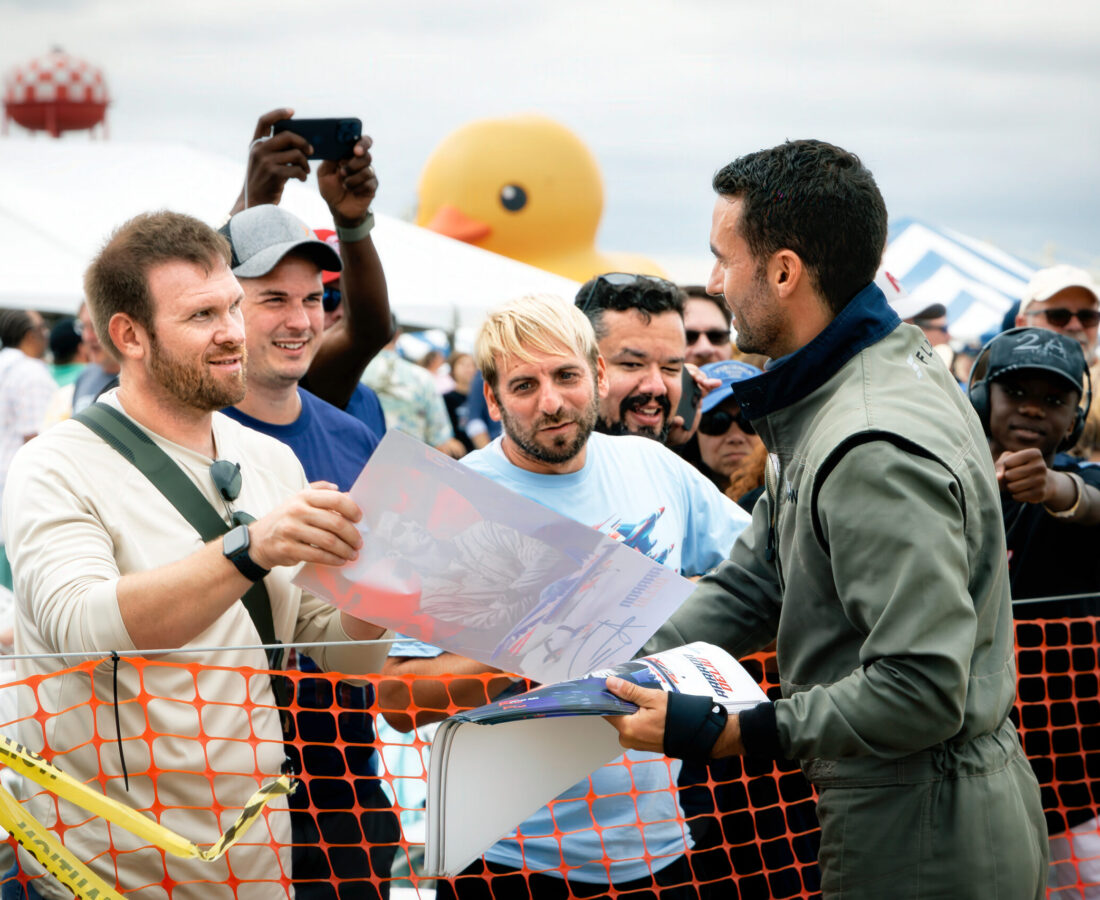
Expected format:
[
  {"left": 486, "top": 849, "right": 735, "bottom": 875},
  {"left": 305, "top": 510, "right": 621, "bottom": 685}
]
[{"left": 595, "top": 507, "right": 674, "bottom": 566}]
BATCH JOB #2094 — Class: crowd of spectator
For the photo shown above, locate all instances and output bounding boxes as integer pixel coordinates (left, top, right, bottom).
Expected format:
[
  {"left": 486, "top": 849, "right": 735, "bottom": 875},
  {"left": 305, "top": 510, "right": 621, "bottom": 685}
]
[{"left": 0, "top": 114, "right": 1097, "bottom": 900}]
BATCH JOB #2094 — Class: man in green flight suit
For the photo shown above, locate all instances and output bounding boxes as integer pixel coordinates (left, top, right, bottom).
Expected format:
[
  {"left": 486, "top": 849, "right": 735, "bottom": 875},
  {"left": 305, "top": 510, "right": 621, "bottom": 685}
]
[{"left": 606, "top": 139, "right": 1048, "bottom": 899}]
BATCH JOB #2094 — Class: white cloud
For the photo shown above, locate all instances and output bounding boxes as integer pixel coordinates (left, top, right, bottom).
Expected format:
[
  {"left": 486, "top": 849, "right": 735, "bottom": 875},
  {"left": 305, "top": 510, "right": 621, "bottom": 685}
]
[{"left": 3, "top": 0, "right": 1098, "bottom": 261}]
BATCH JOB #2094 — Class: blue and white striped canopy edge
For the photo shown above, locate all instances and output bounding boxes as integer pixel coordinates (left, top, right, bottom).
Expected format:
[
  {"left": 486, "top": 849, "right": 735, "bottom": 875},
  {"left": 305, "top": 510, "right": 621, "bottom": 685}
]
[{"left": 883, "top": 217, "right": 1036, "bottom": 342}]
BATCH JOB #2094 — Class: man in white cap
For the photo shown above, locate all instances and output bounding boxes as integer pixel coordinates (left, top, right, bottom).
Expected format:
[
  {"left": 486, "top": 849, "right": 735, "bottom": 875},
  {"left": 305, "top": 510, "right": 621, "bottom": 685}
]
[
  {"left": 217, "top": 122, "right": 400, "bottom": 899},
  {"left": 1015, "top": 264, "right": 1100, "bottom": 360}
]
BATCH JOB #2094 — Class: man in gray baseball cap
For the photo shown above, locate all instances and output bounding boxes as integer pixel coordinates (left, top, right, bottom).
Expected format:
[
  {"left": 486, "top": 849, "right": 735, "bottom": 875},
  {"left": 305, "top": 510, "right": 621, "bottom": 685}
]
[
  {"left": 219, "top": 110, "right": 400, "bottom": 900},
  {"left": 221, "top": 204, "right": 343, "bottom": 279},
  {"left": 224, "top": 107, "right": 394, "bottom": 411},
  {"left": 221, "top": 197, "right": 387, "bottom": 424}
]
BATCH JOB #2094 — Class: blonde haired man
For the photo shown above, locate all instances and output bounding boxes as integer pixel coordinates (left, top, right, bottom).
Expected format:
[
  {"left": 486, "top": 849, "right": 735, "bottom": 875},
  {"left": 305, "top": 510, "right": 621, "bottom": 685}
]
[
  {"left": 475, "top": 293, "right": 599, "bottom": 388},
  {"left": 382, "top": 293, "right": 750, "bottom": 899}
]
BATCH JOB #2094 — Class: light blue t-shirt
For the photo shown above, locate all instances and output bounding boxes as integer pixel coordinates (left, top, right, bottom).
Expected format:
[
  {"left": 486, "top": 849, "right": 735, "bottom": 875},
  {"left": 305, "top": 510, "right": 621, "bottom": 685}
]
[
  {"left": 452, "top": 433, "right": 750, "bottom": 882},
  {"left": 463, "top": 432, "right": 749, "bottom": 578}
]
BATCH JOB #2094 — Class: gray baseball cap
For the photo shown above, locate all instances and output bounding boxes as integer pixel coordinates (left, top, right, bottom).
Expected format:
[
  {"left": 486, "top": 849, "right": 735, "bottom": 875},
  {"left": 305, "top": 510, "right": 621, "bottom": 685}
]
[{"left": 220, "top": 205, "right": 342, "bottom": 278}]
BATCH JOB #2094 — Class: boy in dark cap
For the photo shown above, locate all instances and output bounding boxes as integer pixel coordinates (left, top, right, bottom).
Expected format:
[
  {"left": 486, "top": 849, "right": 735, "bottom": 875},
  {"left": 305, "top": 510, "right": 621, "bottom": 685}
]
[{"left": 970, "top": 327, "right": 1100, "bottom": 599}]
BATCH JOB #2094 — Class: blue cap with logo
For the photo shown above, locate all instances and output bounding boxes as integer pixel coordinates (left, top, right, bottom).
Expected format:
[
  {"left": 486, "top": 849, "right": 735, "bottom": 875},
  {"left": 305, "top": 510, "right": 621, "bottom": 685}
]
[{"left": 700, "top": 360, "right": 763, "bottom": 413}]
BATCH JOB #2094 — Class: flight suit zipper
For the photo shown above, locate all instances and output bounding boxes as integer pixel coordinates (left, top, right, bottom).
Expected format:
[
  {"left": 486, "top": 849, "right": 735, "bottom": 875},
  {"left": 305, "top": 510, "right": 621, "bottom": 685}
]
[{"left": 764, "top": 453, "right": 785, "bottom": 591}]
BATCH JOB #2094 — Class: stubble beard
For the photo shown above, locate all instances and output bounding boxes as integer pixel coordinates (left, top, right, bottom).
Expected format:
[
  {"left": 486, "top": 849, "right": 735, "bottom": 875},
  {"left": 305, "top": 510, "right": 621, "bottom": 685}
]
[
  {"left": 732, "top": 267, "right": 781, "bottom": 357},
  {"left": 501, "top": 394, "right": 600, "bottom": 466},
  {"left": 149, "top": 332, "right": 248, "bottom": 412}
]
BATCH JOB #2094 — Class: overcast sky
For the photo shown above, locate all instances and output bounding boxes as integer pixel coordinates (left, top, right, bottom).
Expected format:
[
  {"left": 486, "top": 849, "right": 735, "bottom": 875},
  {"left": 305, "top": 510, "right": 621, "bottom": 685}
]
[{"left": 5, "top": 0, "right": 1099, "bottom": 273}]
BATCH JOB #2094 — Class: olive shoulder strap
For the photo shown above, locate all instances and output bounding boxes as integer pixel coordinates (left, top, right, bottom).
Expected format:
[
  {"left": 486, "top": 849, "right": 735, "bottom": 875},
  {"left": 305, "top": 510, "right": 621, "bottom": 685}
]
[{"left": 72, "top": 402, "right": 281, "bottom": 664}]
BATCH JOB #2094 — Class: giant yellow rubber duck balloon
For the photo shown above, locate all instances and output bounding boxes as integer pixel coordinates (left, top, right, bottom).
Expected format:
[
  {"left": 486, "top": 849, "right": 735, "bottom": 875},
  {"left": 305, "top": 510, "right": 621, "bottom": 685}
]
[{"left": 417, "top": 115, "right": 663, "bottom": 281}]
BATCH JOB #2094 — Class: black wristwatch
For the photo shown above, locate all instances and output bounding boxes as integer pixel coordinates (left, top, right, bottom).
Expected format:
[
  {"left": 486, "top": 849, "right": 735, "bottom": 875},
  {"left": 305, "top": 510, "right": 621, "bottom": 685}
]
[{"left": 222, "top": 524, "right": 269, "bottom": 582}]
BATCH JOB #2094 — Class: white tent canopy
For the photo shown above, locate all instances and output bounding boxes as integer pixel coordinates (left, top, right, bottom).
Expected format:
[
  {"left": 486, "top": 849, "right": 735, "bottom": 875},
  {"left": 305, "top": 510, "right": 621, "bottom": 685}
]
[
  {"left": 882, "top": 217, "right": 1036, "bottom": 343},
  {"left": 0, "top": 139, "right": 578, "bottom": 329}
]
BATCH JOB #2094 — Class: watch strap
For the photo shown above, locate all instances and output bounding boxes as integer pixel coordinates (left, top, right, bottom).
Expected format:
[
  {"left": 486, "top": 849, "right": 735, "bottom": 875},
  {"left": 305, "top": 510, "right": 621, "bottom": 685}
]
[
  {"left": 224, "top": 524, "right": 270, "bottom": 582},
  {"left": 335, "top": 211, "right": 374, "bottom": 243},
  {"left": 664, "top": 692, "right": 729, "bottom": 761}
]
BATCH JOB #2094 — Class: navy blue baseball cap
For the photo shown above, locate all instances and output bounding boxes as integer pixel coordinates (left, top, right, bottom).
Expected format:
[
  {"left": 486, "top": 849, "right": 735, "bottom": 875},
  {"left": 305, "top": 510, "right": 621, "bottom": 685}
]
[
  {"left": 700, "top": 360, "right": 763, "bottom": 413},
  {"left": 986, "top": 328, "right": 1086, "bottom": 395}
]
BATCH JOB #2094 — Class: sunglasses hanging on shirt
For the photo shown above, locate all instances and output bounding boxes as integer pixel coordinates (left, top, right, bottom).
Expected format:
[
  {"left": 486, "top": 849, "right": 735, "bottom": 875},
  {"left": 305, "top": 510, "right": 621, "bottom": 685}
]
[
  {"left": 210, "top": 459, "right": 242, "bottom": 501},
  {"left": 209, "top": 459, "right": 255, "bottom": 526}
]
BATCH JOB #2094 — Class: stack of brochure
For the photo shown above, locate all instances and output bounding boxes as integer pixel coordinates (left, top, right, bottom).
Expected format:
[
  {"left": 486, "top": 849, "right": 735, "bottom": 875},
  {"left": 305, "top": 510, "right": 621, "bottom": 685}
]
[{"left": 423, "top": 641, "right": 768, "bottom": 877}]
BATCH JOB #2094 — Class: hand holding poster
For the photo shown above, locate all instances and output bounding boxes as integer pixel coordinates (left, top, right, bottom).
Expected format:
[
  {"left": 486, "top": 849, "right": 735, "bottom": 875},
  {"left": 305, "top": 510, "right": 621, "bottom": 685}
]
[{"left": 294, "top": 431, "right": 697, "bottom": 684}]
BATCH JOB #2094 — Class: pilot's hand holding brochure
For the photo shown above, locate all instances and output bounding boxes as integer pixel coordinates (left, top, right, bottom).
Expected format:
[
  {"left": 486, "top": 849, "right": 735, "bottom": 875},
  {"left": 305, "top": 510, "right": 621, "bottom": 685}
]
[{"left": 424, "top": 641, "right": 768, "bottom": 877}]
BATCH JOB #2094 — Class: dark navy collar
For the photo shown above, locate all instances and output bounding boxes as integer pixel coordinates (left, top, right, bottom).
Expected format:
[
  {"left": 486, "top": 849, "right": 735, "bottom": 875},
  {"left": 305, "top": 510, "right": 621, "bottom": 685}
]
[{"left": 732, "top": 282, "right": 901, "bottom": 419}]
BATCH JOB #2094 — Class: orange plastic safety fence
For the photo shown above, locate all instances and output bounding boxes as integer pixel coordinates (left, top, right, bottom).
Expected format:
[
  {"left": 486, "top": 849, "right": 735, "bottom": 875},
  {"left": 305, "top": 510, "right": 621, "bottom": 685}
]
[
  {"left": 0, "top": 613, "right": 1094, "bottom": 899},
  {"left": 1014, "top": 609, "right": 1100, "bottom": 898}
]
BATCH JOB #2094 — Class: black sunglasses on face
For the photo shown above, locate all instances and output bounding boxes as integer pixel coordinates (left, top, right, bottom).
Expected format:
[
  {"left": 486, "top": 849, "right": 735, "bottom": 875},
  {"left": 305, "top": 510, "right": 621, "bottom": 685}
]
[
  {"left": 912, "top": 318, "right": 948, "bottom": 334},
  {"left": 1026, "top": 308, "right": 1100, "bottom": 328},
  {"left": 686, "top": 329, "right": 730, "bottom": 346},
  {"left": 322, "top": 286, "right": 342, "bottom": 313},
  {"left": 698, "top": 408, "right": 755, "bottom": 436}
]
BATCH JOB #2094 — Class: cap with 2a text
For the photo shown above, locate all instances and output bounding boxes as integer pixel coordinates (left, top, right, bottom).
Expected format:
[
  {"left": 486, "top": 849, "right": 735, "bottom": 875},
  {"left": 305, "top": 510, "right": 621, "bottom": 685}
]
[{"left": 984, "top": 328, "right": 1086, "bottom": 395}]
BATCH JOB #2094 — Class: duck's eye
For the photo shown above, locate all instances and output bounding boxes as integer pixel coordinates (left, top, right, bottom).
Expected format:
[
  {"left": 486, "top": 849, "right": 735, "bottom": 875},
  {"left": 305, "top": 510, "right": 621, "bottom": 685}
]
[{"left": 499, "top": 184, "right": 528, "bottom": 212}]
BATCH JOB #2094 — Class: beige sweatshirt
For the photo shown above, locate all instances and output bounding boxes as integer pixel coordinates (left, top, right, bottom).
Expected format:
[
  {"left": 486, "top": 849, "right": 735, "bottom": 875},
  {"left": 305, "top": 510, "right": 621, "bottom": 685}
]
[{"left": 3, "top": 392, "right": 387, "bottom": 899}]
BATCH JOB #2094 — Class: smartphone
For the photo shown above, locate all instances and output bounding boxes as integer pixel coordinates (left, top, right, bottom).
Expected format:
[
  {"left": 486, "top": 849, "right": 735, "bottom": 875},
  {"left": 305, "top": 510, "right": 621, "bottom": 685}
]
[
  {"left": 272, "top": 118, "right": 362, "bottom": 160},
  {"left": 675, "top": 367, "right": 702, "bottom": 425}
]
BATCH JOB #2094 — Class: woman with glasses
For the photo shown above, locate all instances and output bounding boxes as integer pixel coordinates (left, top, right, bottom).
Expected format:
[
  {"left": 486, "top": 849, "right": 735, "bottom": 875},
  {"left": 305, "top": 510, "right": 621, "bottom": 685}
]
[{"left": 677, "top": 360, "right": 763, "bottom": 500}]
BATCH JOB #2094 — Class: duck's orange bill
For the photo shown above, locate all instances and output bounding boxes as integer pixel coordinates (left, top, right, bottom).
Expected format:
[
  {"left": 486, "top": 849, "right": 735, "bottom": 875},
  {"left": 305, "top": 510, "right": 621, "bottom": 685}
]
[{"left": 424, "top": 205, "right": 492, "bottom": 243}]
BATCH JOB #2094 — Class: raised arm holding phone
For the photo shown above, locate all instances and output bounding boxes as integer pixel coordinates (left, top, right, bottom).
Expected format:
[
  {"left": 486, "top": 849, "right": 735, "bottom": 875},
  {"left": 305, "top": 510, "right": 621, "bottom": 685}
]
[{"left": 230, "top": 107, "right": 393, "bottom": 409}]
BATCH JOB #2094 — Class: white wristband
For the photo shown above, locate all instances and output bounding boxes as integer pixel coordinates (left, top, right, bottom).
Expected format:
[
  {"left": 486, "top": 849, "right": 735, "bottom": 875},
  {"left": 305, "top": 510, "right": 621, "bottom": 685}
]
[{"left": 1044, "top": 471, "right": 1086, "bottom": 519}]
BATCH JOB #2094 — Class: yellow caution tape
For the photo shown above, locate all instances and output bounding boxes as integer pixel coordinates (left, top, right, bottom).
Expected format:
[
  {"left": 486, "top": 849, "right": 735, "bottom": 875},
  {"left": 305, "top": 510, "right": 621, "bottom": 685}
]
[
  {"left": 0, "top": 784, "right": 124, "bottom": 900},
  {"left": 0, "top": 732, "right": 295, "bottom": 879}
]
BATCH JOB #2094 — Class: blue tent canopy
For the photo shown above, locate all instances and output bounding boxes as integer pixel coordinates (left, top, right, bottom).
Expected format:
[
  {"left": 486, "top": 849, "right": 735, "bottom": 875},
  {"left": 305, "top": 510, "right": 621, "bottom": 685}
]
[{"left": 883, "top": 217, "right": 1036, "bottom": 342}]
